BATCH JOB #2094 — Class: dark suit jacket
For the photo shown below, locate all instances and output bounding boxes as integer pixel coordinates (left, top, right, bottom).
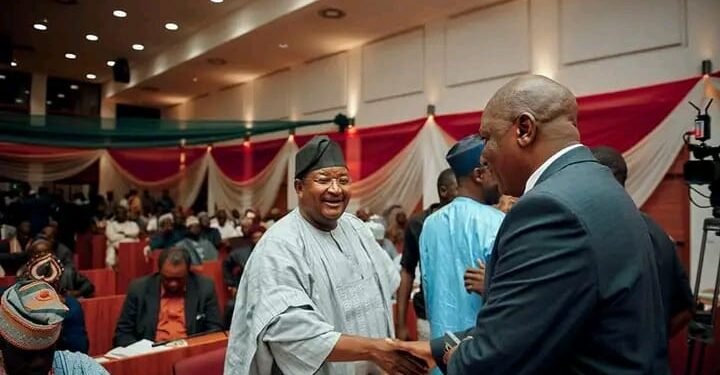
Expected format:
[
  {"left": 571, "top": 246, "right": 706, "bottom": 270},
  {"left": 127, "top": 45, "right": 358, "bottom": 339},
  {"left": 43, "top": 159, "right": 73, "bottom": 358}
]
[
  {"left": 431, "top": 146, "right": 667, "bottom": 374},
  {"left": 113, "top": 272, "right": 223, "bottom": 347}
]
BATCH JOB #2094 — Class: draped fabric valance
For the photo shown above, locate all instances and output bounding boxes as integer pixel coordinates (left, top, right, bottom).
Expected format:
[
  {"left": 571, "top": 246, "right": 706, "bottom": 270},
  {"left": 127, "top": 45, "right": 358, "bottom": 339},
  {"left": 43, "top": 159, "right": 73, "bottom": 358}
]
[{"left": 0, "top": 73, "right": 716, "bottom": 214}]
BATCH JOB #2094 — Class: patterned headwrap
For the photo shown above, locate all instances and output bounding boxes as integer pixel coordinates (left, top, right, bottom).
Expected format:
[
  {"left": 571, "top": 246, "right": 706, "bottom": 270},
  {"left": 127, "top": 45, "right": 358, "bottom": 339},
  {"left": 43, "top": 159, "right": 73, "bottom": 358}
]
[
  {"left": 22, "top": 253, "right": 64, "bottom": 291},
  {"left": 0, "top": 281, "right": 68, "bottom": 350}
]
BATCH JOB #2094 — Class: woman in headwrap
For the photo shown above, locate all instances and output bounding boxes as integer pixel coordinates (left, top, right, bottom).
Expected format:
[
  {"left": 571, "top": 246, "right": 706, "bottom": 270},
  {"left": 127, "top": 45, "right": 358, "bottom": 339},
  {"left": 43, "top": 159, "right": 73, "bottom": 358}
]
[{"left": 20, "top": 250, "right": 90, "bottom": 354}]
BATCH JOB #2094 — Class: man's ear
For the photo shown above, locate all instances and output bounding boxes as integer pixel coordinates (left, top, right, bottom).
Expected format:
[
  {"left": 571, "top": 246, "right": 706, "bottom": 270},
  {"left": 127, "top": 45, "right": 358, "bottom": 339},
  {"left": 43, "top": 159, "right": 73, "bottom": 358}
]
[
  {"left": 515, "top": 112, "right": 537, "bottom": 148},
  {"left": 294, "top": 179, "right": 304, "bottom": 198},
  {"left": 472, "top": 167, "right": 484, "bottom": 184}
]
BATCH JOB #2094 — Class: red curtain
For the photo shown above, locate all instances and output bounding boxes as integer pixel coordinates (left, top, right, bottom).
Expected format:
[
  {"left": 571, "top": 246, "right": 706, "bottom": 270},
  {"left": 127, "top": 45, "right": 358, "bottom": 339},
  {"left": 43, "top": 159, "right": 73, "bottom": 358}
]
[
  {"left": 434, "top": 76, "right": 698, "bottom": 153},
  {"left": 108, "top": 147, "right": 206, "bottom": 182},
  {"left": 211, "top": 139, "right": 287, "bottom": 181},
  {"left": 356, "top": 118, "right": 425, "bottom": 179}
]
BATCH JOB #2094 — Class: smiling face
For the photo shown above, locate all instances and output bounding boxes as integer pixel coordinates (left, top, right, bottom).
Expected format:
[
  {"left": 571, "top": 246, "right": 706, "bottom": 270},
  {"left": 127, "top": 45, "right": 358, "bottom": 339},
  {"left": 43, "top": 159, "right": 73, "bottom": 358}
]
[{"left": 295, "top": 167, "right": 351, "bottom": 231}]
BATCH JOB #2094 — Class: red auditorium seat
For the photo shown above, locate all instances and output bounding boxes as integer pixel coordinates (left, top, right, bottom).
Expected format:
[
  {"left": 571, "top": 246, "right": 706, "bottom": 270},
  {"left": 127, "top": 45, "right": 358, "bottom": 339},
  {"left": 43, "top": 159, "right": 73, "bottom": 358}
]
[
  {"left": 91, "top": 234, "right": 107, "bottom": 269},
  {"left": 173, "top": 347, "right": 226, "bottom": 375},
  {"left": 81, "top": 268, "right": 116, "bottom": 297}
]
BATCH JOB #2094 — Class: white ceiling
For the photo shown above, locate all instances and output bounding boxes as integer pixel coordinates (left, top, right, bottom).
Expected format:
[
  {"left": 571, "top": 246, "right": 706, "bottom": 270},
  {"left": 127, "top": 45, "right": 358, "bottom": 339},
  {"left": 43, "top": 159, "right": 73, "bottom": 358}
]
[{"left": 3, "top": 0, "right": 500, "bottom": 108}]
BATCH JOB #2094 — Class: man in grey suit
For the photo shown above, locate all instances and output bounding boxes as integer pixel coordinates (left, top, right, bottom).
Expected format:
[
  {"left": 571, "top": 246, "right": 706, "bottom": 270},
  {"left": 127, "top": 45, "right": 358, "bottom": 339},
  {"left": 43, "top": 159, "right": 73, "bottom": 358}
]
[{"left": 396, "top": 75, "right": 667, "bottom": 374}]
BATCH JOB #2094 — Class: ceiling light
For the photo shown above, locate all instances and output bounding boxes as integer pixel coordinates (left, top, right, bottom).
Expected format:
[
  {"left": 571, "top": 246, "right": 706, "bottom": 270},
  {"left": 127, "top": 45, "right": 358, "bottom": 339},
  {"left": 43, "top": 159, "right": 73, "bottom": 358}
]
[
  {"left": 64, "top": 52, "right": 77, "bottom": 60},
  {"left": 192, "top": 77, "right": 198, "bottom": 83},
  {"left": 0, "top": 75, "right": 5, "bottom": 80},
  {"left": 112, "top": 10, "right": 127, "bottom": 18},
  {"left": 132, "top": 43, "right": 144, "bottom": 51},
  {"left": 46, "top": 100, "right": 52, "bottom": 105},
  {"left": 165, "top": 22, "right": 179, "bottom": 31},
  {"left": 319, "top": 8, "right": 345, "bottom": 19},
  {"left": 24, "top": 90, "right": 29, "bottom": 95},
  {"left": 85, "top": 34, "right": 99, "bottom": 41},
  {"left": 70, "top": 84, "right": 79, "bottom": 90},
  {"left": 15, "top": 98, "right": 23, "bottom": 104},
  {"left": 106, "top": 60, "right": 115, "bottom": 67},
  {"left": 57, "top": 93, "right": 65, "bottom": 98},
  {"left": 10, "top": 61, "right": 17, "bottom": 67},
  {"left": 278, "top": 43, "right": 289, "bottom": 49},
  {"left": 33, "top": 23, "right": 48, "bottom": 31},
  {"left": 85, "top": 73, "right": 97, "bottom": 80},
  {"left": 210, "top": 0, "right": 224, "bottom": 3}
]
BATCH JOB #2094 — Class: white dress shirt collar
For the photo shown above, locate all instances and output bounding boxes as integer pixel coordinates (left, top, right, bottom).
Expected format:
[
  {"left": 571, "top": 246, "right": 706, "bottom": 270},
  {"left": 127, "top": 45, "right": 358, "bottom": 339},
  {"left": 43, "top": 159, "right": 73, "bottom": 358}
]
[{"left": 524, "top": 144, "right": 583, "bottom": 193}]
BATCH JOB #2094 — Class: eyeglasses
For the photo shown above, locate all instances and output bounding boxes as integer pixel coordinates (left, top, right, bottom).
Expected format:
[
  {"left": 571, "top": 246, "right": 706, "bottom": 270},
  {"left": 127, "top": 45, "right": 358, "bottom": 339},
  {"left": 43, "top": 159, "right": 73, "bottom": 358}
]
[{"left": 310, "top": 175, "right": 351, "bottom": 187}]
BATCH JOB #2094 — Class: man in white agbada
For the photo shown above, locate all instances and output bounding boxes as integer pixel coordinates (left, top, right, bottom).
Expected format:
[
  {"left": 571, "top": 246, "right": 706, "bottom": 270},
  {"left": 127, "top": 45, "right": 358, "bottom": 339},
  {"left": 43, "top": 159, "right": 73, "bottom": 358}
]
[
  {"left": 105, "top": 205, "right": 140, "bottom": 268},
  {"left": 225, "top": 135, "right": 428, "bottom": 375}
]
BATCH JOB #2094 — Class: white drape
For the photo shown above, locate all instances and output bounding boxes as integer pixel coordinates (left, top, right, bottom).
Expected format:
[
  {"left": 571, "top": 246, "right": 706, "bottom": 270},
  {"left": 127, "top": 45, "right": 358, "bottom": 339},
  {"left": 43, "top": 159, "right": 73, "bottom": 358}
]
[
  {"left": 0, "top": 149, "right": 102, "bottom": 184},
  {"left": 207, "top": 140, "right": 293, "bottom": 215},
  {"left": 98, "top": 151, "right": 208, "bottom": 209}
]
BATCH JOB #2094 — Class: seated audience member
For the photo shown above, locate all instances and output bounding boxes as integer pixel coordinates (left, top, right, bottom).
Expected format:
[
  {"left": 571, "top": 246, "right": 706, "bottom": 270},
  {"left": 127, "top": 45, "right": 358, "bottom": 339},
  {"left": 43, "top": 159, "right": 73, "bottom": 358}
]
[
  {"left": 174, "top": 216, "right": 219, "bottom": 265},
  {"left": 230, "top": 208, "right": 242, "bottom": 227},
  {"left": 222, "top": 225, "right": 265, "bottom": 327},
  {"left": 158, "top": 189, "right": 175, "bottom": 214},
  {"left": 14, "top": 220, "right": 32, "bottom": 251},
  {"left": 38, "top": 226, "right": 74, "bottom": 269},
  {"left": 198, "top": 212, "right": 222, "bottom": 248},
  {"left": 105, "top": 206, "right": 141, "bottom": 268},
  {"left": 237, "top": 209, "right": 260, "bottom": 237},
  {"left": 385, "top": 206, "right": 408, "bottom": 252},
  {"left": 91, "top": 200, "right": 110, "bottom": 233},
  {"left": 145, "top": 203, "right": 167, "bottom": 234},
  {"left": 211, "top": 209, "right": 239, "bottom": 239},
  {"left": 0, "top": 281, "right": 108, "bottom": 374},
  {"left": 113, "top": 248, "right": 223, "bottom": 347},
  {"left": 367, "top": 220, "right": 398, "bottom": 260},
  {"left": 149, "top": 213, "right": 184, "bottom": 251},
  {"left": 0, "top": 227, "right": 28, "bottom": 277},
  {"left": 591, "top": 146, "right": 694, "bottom": 338},
  {"left": 24, "top": 239, "right": 94, "bottom": 299},
  {"left": 20, "top": 252, "right": 90, "bottom": 353}
]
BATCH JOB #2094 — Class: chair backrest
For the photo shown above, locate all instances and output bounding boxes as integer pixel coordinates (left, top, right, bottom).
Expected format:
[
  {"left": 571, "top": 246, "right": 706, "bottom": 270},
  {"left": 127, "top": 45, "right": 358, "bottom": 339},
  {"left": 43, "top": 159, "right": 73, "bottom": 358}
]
[
  {"left": 80, "top": 268, "right": 116, "bottom": 297},
  {"left": 173, "top": 347, "right": 226, "bottom": 375},
  {"left": 79, "top": 294, "right": 126, "bottom": 356}
]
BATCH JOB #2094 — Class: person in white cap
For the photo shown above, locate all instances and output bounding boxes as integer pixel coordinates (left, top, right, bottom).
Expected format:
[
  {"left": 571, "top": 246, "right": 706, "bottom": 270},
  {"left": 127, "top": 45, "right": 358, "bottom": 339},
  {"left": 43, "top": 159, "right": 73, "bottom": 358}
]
[{"left": 173, "top": 216, "right": 218, "bottom": 265}]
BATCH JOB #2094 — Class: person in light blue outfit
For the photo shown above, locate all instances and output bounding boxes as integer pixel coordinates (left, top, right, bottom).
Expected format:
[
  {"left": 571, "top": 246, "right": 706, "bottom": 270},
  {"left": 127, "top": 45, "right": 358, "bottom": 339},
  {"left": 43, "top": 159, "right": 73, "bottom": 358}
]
[{"left": 419, "top": 134, "right": 505, "bottom": 356}]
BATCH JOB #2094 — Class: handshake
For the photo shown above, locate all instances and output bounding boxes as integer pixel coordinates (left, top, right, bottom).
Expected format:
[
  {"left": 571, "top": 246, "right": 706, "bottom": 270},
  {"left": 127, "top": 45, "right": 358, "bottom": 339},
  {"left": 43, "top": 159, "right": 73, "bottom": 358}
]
[{"left": 370, "top": 339, "right": 435, "bottom": 375}]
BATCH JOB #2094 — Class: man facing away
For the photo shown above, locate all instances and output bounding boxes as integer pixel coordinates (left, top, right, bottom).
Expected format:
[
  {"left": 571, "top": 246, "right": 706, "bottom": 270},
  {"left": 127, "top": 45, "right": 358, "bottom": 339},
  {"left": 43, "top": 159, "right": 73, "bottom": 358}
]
[
  {"left": 225, "top": 135, "right": 427, "bottom": 375},
  {"left": 420, "top": 135, "right": 504, "bottom": 348},
  {"left": 396, "top": 75, "right": 667, "bottom": 374}
]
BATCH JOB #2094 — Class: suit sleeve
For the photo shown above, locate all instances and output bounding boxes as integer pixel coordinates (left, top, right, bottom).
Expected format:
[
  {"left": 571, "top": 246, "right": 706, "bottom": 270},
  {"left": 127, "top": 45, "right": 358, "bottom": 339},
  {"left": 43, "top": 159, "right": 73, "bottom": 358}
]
[
  {"left": 113, "top": 282, "right": 141, "bottom": 347},
  {"left": 201, "top": 278, "right": 224, "bottom": 332},
  {"left": 433, "top": 193, "right": 598, "bottom": 374}
]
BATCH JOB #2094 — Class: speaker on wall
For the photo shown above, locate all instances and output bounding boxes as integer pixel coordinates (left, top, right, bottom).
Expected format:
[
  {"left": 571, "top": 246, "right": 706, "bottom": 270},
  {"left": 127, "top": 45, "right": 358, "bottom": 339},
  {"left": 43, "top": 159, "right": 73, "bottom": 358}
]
[
  {"left": 0, "top": 35, "right": 12, "bottom": 65},
  {"left": 112, "top": 58, "right": 130, "bottom": 83}
]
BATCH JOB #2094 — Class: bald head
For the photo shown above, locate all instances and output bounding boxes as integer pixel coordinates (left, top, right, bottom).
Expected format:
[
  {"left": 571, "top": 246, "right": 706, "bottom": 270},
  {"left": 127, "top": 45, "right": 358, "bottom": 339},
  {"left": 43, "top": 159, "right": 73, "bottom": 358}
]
[{"left": 479, "top": 75, "right": 580, "bottom": 197}]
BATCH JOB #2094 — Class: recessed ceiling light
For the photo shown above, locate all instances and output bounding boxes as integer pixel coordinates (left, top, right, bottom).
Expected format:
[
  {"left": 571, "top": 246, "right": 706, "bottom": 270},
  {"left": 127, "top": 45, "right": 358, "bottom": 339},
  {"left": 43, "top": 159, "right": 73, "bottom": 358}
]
[
  {"left": 210, "top": 0, "right": 223, "bottom": 3},
  {"left": 132, "top": 43, "right": 144, "bottom": 51},
  {"left": 278, "top": 43, "right": 289, "bottom": 49},
  {"left": 24, "top": 90, "right": 29, "bottom": 95},
  {"left": 192, "top": 77, "right": 198, "bottom": 83},
  {"left": 319, "top": 8, "right": 345, "bottom": 19},
  {"left": 46, "top": 100, "right": 52, "bottom": 105},
  {"left": 57, "top": 93, "right": 65, "bottom": 98},
  {"left": 85, "top": 73, "right": 97, "bottom": 80},
  {"left": 70, "top": 84, "right": 79, "bottom": 90},
  {"left": 85, "top": 34, "right": 99, "bottom": 41},
  {"left": 0, "top": 74, "right": 5, "bottom": 80},
  {"left": 10, "top": 61, "right": 17, "bottom": 67},
  {"left": 112, "top": 10, "right": 127, "bottom": 18},
  {"left": 165, "top": 22, "right": 179, "bottom": 31},
  {"left": 15, "top": 98, "right": 23, "bottom": 104},
  {"left": 64, "top": 53, "right": 77, "bottom": 60},
  {"left": 106, "top": 60, "right": 116, "bottom": 67},
  {"left": 33, "top": 23, "right": 48, "bottom": 31}
]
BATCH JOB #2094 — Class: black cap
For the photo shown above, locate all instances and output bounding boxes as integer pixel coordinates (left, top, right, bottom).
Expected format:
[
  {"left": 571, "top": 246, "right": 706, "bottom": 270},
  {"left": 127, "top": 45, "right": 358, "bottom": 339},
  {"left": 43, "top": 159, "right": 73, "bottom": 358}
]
[{"left": 295, "top": 135, "right": 346, "bottom": 179}]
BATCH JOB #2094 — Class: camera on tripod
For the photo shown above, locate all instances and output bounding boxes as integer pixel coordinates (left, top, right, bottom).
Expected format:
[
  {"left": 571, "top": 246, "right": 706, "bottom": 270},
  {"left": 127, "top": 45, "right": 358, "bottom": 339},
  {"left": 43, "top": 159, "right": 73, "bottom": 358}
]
[{"left": 683, "top": 99, "right": 718, "bottom": 215}]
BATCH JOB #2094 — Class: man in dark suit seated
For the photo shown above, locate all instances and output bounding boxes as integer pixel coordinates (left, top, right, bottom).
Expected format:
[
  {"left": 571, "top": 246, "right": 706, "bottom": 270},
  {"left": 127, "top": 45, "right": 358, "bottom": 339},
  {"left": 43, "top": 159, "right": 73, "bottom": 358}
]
[
  {"left": 113, "top": 247, "right": 223, "bottom": 347},
  {"left": 396, "top": 75, "right": 668, "bottom": 374}
]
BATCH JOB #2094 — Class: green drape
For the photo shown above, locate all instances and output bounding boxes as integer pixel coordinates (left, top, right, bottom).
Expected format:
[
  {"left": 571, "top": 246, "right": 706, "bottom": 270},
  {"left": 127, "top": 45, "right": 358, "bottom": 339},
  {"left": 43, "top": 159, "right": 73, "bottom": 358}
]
[{"left": 0, "top": 112, "right": 343, "bottom": 148}]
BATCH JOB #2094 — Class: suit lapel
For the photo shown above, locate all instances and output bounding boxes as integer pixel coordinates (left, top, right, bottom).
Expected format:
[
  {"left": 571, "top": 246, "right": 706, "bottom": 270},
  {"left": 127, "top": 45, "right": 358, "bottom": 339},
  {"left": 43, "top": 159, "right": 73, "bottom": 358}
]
[
  {"left": 184, "top": 275, "right": 199, "bottom": 334},
  {"left": 146, "top": 275, "right": 161, "bottom": 340}
]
